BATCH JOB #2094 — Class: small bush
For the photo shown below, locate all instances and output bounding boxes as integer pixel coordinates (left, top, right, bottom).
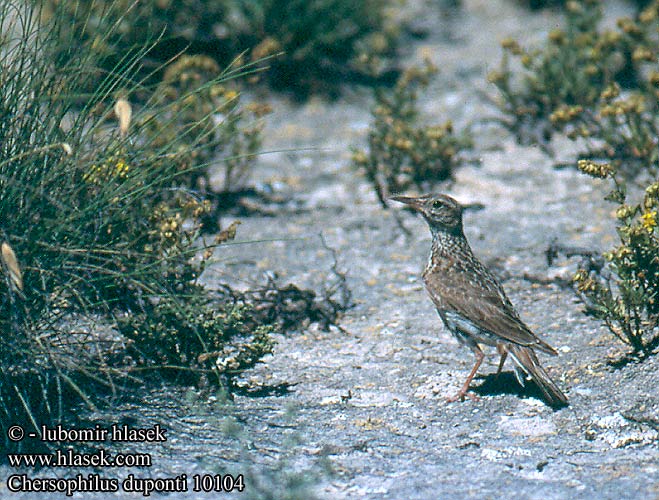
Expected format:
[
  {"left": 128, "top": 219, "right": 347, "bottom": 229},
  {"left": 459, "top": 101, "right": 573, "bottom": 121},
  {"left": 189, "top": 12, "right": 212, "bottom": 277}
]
[
  {"left": 520, "top": 0, "right": 652, "bottom": 10},
  {"left": 142, "top": 54, "right": 271, "bottom": 194},
  {"left": 574, "top": 160, "right": 659, "bottom": 355},
  {"left": 489, "top": 0, "right": 659, "bottom": 172},
  {"left": 41, "top": 0, "right": 398, "bottom": 97},
  {"left": 39, "top": 0, "right": 231, "bottom": 82},
  {"left": 352, "top": 62, "right": 472, "bottom": 208},
  {"left": 226, "top": 0, "right": 398, "bottom": 95},
  {"left": 117, "top": 292, "right": 274, "bottom": 384}
]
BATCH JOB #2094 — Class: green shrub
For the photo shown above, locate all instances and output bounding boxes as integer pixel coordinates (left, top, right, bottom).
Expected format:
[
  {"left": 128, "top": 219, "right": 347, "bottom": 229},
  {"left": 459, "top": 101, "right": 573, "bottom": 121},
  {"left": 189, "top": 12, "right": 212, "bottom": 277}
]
[
  {"left": 574, "top": 160, "right": 659, "bottom": 355},
  {"left": 0, "top": 1, "right": 273, "bottom": 454},
  {"left": 41, "top": 0, "right": 398, "bottom": 96},
  {"left": 352, "top": 62, "right": 472, "bottom": 208},
  {"left": 40, "top": 0, "right": 230, "bottom": 83},
  {"left": 117, "top": 292, "right": 274, "bottom": 384},
  {"left": 227, "top": 0, "right": 398, "bottom": 95},
  {"left": 490, "top": 0, "right": 659, "bottom": 172},
  {"left": 520, "top": 0, "right": 652, "bottom": 10},
  {"left": 488, "top": 0, "right": 659, "bottom": 356}
]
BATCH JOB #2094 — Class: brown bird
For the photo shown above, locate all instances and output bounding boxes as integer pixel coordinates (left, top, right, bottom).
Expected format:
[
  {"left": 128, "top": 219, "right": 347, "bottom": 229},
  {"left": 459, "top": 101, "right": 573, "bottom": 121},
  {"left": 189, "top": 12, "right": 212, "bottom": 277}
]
[{"left": 391, "top": 193, "right": 568, "bottom": 407}]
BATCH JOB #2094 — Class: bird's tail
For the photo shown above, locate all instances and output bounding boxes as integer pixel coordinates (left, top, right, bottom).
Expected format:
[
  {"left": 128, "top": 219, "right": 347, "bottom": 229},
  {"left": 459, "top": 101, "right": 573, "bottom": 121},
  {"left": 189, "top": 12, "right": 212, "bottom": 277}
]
[{"left": 507, "top": 345, "right": 568, "bottom": 408}]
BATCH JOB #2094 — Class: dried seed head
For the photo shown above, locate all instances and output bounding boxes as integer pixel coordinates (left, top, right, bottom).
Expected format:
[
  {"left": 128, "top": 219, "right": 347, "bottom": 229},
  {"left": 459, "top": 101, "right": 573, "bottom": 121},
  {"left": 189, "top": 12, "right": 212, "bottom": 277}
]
[
  {"left": 1, "top": 242, "right": 23, "bottom": 291},
  {"left": 632, "top": 47, "right": 655, "bottom": 63},
  {"left": 600, "top": 83, "right": 620, "bottom": 101},
  {"left": 214, "top": 220, "right": 241, "bottom": 245},
  {"left": 486, "top": 70, "right": 505, "bottom": 84},
  {"left": 114, "top": 98, "right": 132, "bottom": 137},
  {"left": 251, "top": 36, "right": 282, "bottom": 61},
  {"left": 639, "top": 6, "right": 657, "bottom": 24}
]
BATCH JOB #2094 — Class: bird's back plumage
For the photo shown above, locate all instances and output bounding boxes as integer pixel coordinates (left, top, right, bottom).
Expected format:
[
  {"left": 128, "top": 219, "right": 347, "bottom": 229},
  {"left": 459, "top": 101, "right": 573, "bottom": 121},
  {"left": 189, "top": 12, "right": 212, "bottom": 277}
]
[{"left": 423, "top": 231, "right": 558, "bottom": 355}]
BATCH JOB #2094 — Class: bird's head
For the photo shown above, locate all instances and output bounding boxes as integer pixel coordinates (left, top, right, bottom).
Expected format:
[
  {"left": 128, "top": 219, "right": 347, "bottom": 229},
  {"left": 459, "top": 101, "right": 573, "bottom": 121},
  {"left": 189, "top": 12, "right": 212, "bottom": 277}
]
[{"left": 390, "top": 193, "right": 464, "bottom": 235}]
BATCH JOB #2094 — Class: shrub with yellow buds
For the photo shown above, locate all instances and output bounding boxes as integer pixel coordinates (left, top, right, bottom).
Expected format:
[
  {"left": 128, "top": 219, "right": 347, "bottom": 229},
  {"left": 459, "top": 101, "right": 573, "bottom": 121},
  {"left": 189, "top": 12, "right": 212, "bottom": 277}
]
[
  {"left": 577, "top": 159, "right": 613, "bottom": 179},
  {"left": 352, "top": 63, "right": 471, "bottom": 207},
  {"left": 491, "top": 0, "right": 659, "bottom": 172},
  {"left": 575, "top": 155, "right": 659, "bottom": 354}
]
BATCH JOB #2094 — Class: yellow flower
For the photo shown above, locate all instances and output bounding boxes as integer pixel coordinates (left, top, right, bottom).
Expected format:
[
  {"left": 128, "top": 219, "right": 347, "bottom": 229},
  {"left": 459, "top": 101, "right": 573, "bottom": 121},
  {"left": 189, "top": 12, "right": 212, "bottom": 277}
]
[
  {"left": 245, "top": 102, "right": 273, "bottom": 117},
  {"left": 649, "top": 72, "right": 659, "bottom": 87},
  {"left": 550, "top": 105, "right": 583, "bottom": 124},
  {"left": 565, "top": 1, "right": 582, "bottom": 14},
  {"left": 599, "top": 30, "right": 622, "bottom": 47},
  {"left": 584, "top": 64, "right": 599, "bottom": 77},
  {"left": 500, "top": 37, "right": 522, "bottom": 55},
  {"left": 600, "top": 83, "right": 620, "bottom": 101},
  {"left": 645, "top": 182, "right": 659, "bottom": 201},
  {"left": 641, "top": 211, "right": 657, "bottom": 233},
  {"left": 486, "top": 70, "right": 505, "bottom": 84},
  {"left": 615, "top": 204, "right": 634, "bottom": 220},
  {"left": 548, "top": 29, "right": 565, "bottom": 45},
  {"left": 573, "top": 269, "right": 587, "bottom": 282},
  {"left": 639, "top": 6, "right": 657, "bottom": 24},
  {"left": 352, "top": 150, "right": 368, "bottom": 165},
  {"left": 224, "top": 90, "right": 239, "bottom": 102},
  {"left": 632, "top": 47, "right": 654, "bottom": 63},
  {"left": 617, "top": 18, "right": 642, "bottom": 36},
  {"left": 115, "top": 159, "right": 129, "bottom": 178}
]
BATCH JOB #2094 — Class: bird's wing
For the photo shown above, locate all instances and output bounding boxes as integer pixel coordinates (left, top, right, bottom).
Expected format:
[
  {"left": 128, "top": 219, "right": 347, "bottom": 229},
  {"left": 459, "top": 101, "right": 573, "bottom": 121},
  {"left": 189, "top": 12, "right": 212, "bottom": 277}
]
[{"left": 424, "top": 264, "right": 557, "bottom": 355}]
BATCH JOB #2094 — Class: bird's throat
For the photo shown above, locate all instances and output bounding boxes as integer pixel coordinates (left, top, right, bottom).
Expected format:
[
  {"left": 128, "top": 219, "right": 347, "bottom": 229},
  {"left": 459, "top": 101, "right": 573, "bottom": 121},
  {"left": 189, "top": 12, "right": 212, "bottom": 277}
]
[{"left": 430, "top": 228, "right": 471, "bottom": 258}]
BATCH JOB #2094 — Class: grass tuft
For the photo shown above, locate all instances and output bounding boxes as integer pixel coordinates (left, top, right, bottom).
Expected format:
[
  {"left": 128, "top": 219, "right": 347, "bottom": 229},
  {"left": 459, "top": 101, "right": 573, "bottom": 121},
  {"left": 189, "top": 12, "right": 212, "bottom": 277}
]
[{"left": 0, "top": 1, "right": 273, "bottom": 455}]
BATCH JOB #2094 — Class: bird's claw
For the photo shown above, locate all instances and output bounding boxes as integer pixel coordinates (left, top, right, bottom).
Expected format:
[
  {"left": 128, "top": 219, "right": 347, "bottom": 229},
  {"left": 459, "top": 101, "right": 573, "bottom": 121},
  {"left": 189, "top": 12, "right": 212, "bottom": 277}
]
[{"left": 446, "top": 391, "right": 479, "bottom": 403}]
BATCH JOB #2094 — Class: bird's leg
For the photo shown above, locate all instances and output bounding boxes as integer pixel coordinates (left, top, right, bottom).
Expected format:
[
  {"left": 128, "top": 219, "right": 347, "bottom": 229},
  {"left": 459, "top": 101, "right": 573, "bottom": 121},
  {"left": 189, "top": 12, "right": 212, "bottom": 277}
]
[
  {"left": 447, "top": 347, "right": 484, "bottom": 403},
  {"left": 495, "top": 344, "right": 507, "bottom": 377}
]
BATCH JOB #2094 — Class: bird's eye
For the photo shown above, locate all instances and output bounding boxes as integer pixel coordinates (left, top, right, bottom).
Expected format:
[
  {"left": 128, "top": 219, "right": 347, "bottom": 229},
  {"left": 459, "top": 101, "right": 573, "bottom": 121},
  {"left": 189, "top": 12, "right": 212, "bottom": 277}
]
[{"left": 432, "top": 200, "right": 442, "bottom": 209}]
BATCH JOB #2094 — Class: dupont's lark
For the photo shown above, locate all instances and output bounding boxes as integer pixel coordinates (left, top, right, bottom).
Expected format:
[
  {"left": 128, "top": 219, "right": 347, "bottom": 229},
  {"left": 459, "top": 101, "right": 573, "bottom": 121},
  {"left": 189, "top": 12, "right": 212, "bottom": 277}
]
[{"left": 392, "top": 193, "right": 568, "bottom": 407}]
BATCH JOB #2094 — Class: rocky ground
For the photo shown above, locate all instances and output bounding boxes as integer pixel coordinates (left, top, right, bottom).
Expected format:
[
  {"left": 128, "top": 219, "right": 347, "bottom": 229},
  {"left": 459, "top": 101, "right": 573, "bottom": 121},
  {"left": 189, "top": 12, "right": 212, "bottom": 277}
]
[{"left": 3, "top": 0, "right": 658, "bottom": 499}]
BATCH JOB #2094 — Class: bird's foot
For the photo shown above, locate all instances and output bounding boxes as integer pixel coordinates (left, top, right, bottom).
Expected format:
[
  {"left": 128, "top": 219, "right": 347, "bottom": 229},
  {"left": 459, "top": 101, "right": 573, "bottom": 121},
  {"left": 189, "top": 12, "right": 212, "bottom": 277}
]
[{"left": 446, "top": 390, "right": 479, "bottom": 403}]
